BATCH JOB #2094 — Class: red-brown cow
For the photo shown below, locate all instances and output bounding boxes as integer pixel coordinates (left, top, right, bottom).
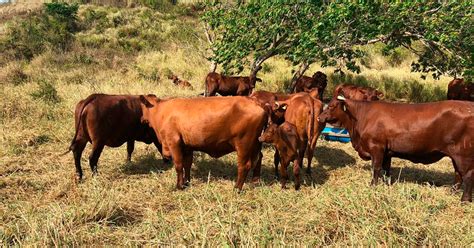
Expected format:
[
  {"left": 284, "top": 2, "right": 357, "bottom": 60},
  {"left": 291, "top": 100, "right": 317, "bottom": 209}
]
[
  {"left": 65, "top": 94, "right": 165, "bottom": 181},
  {"left": 319, "top": 96, "right": 474, "bottom": 202},
  {"left": 250, "top": 90, "right": 291, "bottom": 124},
  {"left": 294, "top": 71, "right": 328, "bottom": 100},
  {"left": 139, "top": 95, "right": 268, "bottom": 190},
  {"left": 259, "top": 122, "right": 302, "bottom": 189},
  {"left": 447, "top": 78, "right": 473, "bottom": 101},
  {"left": 168, "top": 75, "right": 194, "bottom": 90},
  {"left": 333, "top": 84, "right": 384, "bottom": 101},
  {"left": 204, "top": 72, "right": 262, "bottom": 96},
  {"left": 269, "top": 94, "right": 325, "bottom": 189}
]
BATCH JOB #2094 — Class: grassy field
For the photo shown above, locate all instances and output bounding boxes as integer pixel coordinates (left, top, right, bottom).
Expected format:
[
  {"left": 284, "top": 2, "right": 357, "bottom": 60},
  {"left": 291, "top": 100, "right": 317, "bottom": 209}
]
[{"left": 1, "top": 3, "right": 473, "bottom": 246}]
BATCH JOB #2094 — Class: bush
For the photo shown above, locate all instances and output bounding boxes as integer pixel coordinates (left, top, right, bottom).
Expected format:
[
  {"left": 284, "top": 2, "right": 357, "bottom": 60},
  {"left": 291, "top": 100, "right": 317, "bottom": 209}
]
[
  {"left": 0, "top": 3, "right": 79, "bottom": 60},
  {"left": 30, "top": 80, "right": 61, "bottom": 104},
  {"left": 0, "top": 62, "right": 29, "bottom": 86}
]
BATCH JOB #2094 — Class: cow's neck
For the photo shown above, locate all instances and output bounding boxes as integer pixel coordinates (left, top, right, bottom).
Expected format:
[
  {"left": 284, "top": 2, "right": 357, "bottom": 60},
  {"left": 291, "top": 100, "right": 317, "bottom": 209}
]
[{"left": 340, "top": 101, "right": 363, "bottom": 150}]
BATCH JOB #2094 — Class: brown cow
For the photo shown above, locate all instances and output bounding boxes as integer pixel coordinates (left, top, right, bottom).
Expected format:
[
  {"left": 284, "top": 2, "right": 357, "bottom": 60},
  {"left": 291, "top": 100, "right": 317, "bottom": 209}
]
[
  {"left": 65, "top": 94, "right": 165, "bottom": 181},
  {"left": 333, "top": 84, "right": 384, "bottom": 101},
  {"left": 139, "top": 95, "right": 268, "bottom": 190},
  {"left": 294, "top": 71, "right": 328, "bottom": 100},
  {"left": 319, "top": 96, "right": 474, "bottom": 202},
  {"left": 270, "top": 94, "right": 325, "bottom": 189},
  {"left": 447, "top": 78, "right": 473, "bottom": 101},
  {"left": 250, "top": 90, "right": 291, "bottom": 124},
  {"left": 204, "top": 72, "right": 262, "bottom": 96},
  {"left": 168, "top": 75, "right": 194, "bottom": 90},
  {"left": 259, "top": 122, "right": 302, "bottom": 189}
]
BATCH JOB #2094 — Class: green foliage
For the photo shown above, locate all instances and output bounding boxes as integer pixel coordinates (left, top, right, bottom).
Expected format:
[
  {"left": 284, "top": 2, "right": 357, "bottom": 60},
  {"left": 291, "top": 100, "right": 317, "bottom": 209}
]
[
  {"left": 30, "top": 80, "right": 61, "bottom": 104},
  {"left": 0, "top": 2, "right": 79, "bottom": 60},
  {"left": 203, "top": 1, "right": 473, "bottom": 83}
]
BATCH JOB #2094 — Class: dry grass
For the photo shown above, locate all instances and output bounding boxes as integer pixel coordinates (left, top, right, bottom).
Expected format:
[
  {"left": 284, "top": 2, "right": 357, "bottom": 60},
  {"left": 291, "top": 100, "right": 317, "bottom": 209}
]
[{"left": 1, "top": 4, "right": 473, "bottom": 247}]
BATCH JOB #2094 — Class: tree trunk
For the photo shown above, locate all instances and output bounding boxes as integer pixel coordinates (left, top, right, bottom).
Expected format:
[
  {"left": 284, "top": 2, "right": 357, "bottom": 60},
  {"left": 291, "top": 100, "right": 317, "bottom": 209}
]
[{"left": 287, "top": 62, "right": 310, "bottom": 93}]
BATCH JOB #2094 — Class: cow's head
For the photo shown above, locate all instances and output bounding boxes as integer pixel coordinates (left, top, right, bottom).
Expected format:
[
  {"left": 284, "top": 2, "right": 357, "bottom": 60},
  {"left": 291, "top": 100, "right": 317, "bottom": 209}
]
[
  {"left": 139, "top": 94, "right": 160, "bottom": 125},
  {"left": 318, "top": 95, "right": 347, "bottom": 125},
  {"left": 312, "top": 71, "right": 328, "bottom": 87},
  {"left": 258, "top": 122, "right": 278, "bottom": 143},
  {"left": 270, "top": 100, "right": 288, "bottom": 123}
]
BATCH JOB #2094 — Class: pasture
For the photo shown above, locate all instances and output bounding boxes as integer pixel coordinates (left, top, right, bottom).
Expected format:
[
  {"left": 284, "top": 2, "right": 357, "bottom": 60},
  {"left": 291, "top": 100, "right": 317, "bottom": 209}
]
[{"left": 1, "top": 2, "right": 473, "bottom": 246}]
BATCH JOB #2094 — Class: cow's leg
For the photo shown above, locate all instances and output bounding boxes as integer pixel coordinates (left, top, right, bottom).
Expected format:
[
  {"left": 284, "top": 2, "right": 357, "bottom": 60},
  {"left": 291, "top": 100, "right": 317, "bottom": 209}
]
[
  {"left": 273, "top": 150, "right": 280, "bottom": 179},
  {"left": 126, "top": 141, "right": 134, "bottom": 162},
  {"left": 251, "top": 151, "right": 263, "bottom": 183},
  {"left": 207, "top": 83, "right": 217, "bottom": 97},
  {"left": 183, "top": 150, "right": 193, "bottom": 187},
  {"left": 89, "top": 142, "right": 104, "bottom": 176},
  {"left": 382, "top": 156, "right": 392, "bottom": 184},
  {"left": 280, "top": 160, "right": 289, "bottom": 189},
  {"left": 235, "top": 158, "right": 252, "bottom": 191},
  {"left": 305, "top": 147, "right": 315, "bottom": 175},
  {"left": 294, "top": 145, "right": 306, "bottom": 190},
  {"left": 461, "top": 168, "right": 473, "bottom": 202},
  {"left": 169, "top": 142, "right": 185, "bottom": 190},
  {"left": 451, "top": 159, "right": 463, "bottom": 192},
  {"left": 370, "top": 149, "right": 385, "bottom": 186},
  {"left": 72, "top": 140, "right": 87, "bottom": 182}
]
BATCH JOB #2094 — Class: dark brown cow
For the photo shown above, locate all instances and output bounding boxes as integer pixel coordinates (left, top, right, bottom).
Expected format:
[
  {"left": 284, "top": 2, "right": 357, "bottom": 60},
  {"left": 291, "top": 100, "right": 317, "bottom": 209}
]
[
  {"left": 333, "top": 84, "right": 384, "bottom": 101},
  {"left": 259, "top": 122, "right": 302, "bottom": 189},
  {"left": 270, "top": 94, "right": 325, "bottom": 189},
  {"left": 139, "top": 95, "right": 267, "bottom": 190},
  {"left": 65, "top": 94, "right": 164, "bottom": 181},
  {"left": 447, "top": 78, "right": 473, "bottom": 101},
  {"left": 319, "top": 96, "right": 474, "bottom": 202},
  {"left": 294, "top": 71, "right": 328, "bottom": 100},
  {"left": 168, "top": 75, "right": 194, "bottom": 90},
  {"left": 204, "top": 72, "right": 262, "bottom": 96},
  {"left": 250, "top": 90, "right": 291, "bottom": 124}
]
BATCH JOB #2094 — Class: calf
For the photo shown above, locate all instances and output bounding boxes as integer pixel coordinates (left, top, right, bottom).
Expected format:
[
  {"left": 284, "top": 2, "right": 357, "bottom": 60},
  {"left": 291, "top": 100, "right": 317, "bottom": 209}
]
[
  {"left": 259, "top": 122, "right": 302, "bottom": 189},
  {"left": 65, "top": 94, "right": 164, "bottom": 181},
  {"left": 270, "top": 94, "right": 325, "bottom": 188},
  {"left": 168, "top": 75, "right": 194, "bottom": 90},
  {"left": 139, "top": 95, "right": 267, "bottom": 190},
  {"left": 319, "top": 96, "right": 474, "bottom": 202},
  {"left": 204, "top": 72, "right": 262, "bottom": 96},
  {"left": 333, "top": 84, "right": 384, "bottom": 101},
  {"left": 294, "top": 71, "right": 328, "bottom": 100},
  {"left": 447, "top": 78, "right": 473, "bottom": 101},
  {"left": 250, "top": 90, "right": 291, "bottom": 124}
]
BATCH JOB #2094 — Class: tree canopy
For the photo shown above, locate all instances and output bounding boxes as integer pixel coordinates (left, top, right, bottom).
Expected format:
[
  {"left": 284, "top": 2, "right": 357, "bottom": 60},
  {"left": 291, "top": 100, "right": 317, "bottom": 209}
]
[{"left": 202, "top": 1, "right": 473, "bottom": 91}]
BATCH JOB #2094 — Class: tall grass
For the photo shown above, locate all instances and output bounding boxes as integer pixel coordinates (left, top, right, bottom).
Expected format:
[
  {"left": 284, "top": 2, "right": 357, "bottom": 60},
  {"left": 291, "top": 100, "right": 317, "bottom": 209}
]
[{"left": 0, "top": 3, "right": 470, "bottom": 247}]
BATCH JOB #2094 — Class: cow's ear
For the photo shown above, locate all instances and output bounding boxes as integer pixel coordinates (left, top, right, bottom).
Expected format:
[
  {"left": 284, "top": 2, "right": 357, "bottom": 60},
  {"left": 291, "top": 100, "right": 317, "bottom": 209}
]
[
  {"left": 337, "top": 95, "right": 346, "bottom": 101},
  {"left": 139, "top": 95, "right": 154, "bottom": 108},
  {"left": 377, "top": 91, "right": 384, "bottom": 98}
]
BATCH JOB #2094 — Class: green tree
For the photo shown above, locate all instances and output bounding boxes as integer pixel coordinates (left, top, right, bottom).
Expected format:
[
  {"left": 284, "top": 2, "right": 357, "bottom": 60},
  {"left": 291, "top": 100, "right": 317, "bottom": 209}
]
[{"left": 202, "top": 1, "right": 473, "bottom": 91}]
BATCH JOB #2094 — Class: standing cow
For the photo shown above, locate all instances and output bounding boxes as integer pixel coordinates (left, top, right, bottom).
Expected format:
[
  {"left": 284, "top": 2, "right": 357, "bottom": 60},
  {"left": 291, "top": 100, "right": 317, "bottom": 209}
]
[
  {"left": 65, "top": 94, "right": 165, "bottom": 181},
  {"left": 139, "top": 95, "right": 268, "bottom": 190},
  {"left": 319, "top": 96, "right": 474, "bottom": 202},
  {"left": 204, "top": 72, "right": 262, "bottom": 96},
  {"left": 447, "top": 78, "right": 473, "bottom": 101},
  {"left": 294, "top": 71, "right": 328, "bottom": 100}
]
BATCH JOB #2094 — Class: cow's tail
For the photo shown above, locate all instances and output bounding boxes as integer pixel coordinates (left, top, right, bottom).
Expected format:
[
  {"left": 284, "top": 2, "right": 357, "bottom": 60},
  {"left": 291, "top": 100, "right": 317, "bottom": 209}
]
[
  {"left": 61, "top": 94, "right": 97, "bottom": 156},
  {"left": 306, "top": 98, "right": 315, "bottom": 149}
]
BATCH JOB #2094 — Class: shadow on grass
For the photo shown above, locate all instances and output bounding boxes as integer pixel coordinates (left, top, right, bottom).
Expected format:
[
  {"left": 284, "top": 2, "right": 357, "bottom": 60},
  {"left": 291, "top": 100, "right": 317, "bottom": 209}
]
[
  {"left": 309, "top": 146, "right": 357, "bottom": 186},
  {"left": 191, "top": 153, "right": 276, "bottom": 186},
  {"left": 121, "top": 153, "right": 172, "bottom": 175},
  {"left": 361, "top": 163, "right": 455, "bottom": 187}
]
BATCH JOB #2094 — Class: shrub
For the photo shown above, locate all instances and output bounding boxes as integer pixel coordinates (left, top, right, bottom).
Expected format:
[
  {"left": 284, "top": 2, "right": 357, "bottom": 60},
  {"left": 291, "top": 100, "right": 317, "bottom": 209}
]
[
  {"left": 30, "top": 80, "right": 61, "bottom": 104},
  {"left": 0, "top": 62, "right": 29, "bottom": 86}
]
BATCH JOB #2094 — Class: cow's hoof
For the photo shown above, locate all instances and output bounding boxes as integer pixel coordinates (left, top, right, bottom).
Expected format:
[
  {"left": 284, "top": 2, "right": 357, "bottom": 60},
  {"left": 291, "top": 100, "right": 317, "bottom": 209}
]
[
  {"left": 305, "top": 169, "right": 312, "bottom": 175},
  {"left": 183, "top": 181, "right": 190, "bottom": 188},
  {"left": 460, "top": 195, "right": 472, "bottom": 203},
  {"left": 294, "top": 184, "right": 301, "bottom": 191},
  {"left": 74, "top": 174, "right": 83, "bottom": 184}
]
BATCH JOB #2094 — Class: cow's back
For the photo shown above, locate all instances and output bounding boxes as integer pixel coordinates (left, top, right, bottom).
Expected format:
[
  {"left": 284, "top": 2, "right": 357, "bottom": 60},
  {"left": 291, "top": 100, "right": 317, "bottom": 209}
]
[
  {"left": 154, "top": 96, "right": 266, "bottom": 155},
  {"left": 80, "top": 94, "right": 153, "bottom": 146}
]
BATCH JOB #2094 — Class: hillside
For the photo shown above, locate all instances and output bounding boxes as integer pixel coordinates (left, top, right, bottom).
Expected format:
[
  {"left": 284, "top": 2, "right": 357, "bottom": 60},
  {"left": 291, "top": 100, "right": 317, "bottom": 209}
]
[{"left": 0, "top": 3, "right": 471, "bottom": 246}]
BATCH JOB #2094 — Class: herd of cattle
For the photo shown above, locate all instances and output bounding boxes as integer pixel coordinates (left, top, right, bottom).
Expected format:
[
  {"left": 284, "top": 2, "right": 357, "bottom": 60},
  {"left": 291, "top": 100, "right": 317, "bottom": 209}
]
[{"left": 64, "top": 72, "right": 474, "bottom": 202}]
